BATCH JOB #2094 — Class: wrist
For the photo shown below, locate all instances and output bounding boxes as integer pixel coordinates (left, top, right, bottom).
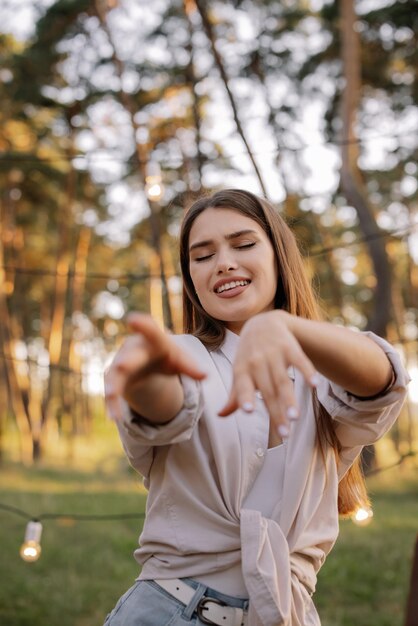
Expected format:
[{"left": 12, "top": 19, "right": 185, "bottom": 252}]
[{"left": 275, "top": 308, "right": 295, "bottom": 331}]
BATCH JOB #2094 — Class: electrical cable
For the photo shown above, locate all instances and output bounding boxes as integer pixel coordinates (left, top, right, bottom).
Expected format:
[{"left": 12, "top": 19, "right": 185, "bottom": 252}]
[
  {"left": 1, "top": 220, "right": 417, "bottom": 281},
  {"left": 0, "top": 502, "right": 145, "bottom": 523},
  {"left": 366, "top": 451, "right": 417, "bottom": 476},
  {"left": 1, "top": 125, "right": 417, "bottom": 165},
  {"left": 0, "top": 333, "right": 416, "bottom": 382},
  {"left": 1, "top": 266, "right": 153, "bottom": 281},
  {"left": 1, "top": 452, "right": 416, "bottom": 528}
]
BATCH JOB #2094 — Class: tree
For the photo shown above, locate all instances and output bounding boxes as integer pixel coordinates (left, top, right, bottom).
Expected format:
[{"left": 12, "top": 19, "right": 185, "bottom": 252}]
[
  {"left": 1, "top": 0, "right": 416, "bottom": 463},
  {"left": 340, "top": 0, "right": 392, "bottom": 336}
]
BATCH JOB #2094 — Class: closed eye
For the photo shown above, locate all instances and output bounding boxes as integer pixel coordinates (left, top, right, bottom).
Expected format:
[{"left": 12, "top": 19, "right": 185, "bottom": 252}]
[
  {"left": 235, "top": 242, "right": 256, "bottom": 250},
  {"left": 193, "top": 242, "right": 255, "bottom": 262}
]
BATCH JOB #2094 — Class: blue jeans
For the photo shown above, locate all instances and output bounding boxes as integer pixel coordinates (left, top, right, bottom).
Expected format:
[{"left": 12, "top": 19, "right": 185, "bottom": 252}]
[{"left": 103, "top": 578, "right": 249, "bottom": 626}]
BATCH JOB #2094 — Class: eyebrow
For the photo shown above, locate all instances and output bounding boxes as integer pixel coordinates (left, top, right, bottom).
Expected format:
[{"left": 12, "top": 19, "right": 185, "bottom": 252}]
[{"left": 189, "top": 229, "right": 258, "bottom": 252}]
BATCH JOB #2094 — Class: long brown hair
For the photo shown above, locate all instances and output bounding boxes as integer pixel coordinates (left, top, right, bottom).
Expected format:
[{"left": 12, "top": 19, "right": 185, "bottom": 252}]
[{"left": 179, "top": 188, "right": 369, "bottom": 516}]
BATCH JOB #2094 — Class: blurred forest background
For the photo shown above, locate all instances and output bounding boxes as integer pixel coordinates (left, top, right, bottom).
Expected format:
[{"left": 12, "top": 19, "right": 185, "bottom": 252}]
[
  {"left": 0, "top": 0, "right": 417, "bottom": 468},
  {"left": 0, "top": 2, "right": 418, "bottom": 626}
]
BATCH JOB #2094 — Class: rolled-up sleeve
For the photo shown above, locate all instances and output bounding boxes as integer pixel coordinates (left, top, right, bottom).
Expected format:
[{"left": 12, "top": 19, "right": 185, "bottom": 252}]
[
  {"left": 316, "top": 332, "right": 410, "bottom": 467},
  {"left": 116, "top": 374, "right": 204, "bottom": 478}
]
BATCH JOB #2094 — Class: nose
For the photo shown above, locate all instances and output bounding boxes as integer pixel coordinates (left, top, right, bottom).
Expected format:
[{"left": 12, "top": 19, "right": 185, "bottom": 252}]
[{"left": 215, "top": 247, "right": 238, "bottom": 274}]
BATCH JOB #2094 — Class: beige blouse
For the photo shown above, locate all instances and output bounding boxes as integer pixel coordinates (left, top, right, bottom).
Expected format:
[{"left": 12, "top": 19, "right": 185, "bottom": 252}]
[{"left": 116, "top": 331, "right": 408, "bottom": 626}]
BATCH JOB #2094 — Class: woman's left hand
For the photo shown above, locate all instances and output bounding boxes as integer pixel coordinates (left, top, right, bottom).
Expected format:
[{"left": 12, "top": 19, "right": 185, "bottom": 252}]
[{"left": 218, "top": 311, "right": 318, "bottom": 437}]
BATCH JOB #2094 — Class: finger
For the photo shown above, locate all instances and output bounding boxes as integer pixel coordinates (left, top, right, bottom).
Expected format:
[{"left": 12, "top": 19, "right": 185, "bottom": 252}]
[
  {"left": 105, "top": 394, "right": 124, "bottom": 423},
  {"left": 111, "top": 342, "right": 151, "bottom": 386},
  {"left": 264, "top": 356, "right": 299, "bottom": 421},
  {"left": 233, "top": 367, "right": 257, "bottom": 414},
  {"left": 268, "top": 370, "right": 298, "bottom": 439},
  {"left": 126, "top": 313, "right": 167, "bottom": 349},
  {"left": 218, "top": 389, "right": 239, "bottom": 417},
  {"left": 127, "top": 314, "right": 206, "bottom": 380},
  {"left": 249, "top": 358, "right": 298, "bottom": 439},
  {"left": 219, "top": 370, "right": 256, "bottom": 416},
  {"left": 280, "top": 376, "right": 299, "bottom": 422},
  {"left": 104, "top": 370, "right": 126, "bottom": 422},
  {"left": 169, "top": 346, "right": 207, "bottom": 381},
  {"left": 252, "top": 362, "right": 285, "bottom": 424},
  {"left": 289, "top": 343, "right": 319, "bottom": 388},
  {"left": 104, "top": 344, "right": 151, "bottom": 420}
]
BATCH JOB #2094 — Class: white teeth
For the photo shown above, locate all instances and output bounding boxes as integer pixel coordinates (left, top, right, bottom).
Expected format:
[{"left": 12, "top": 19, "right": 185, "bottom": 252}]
[{"left": 216, "top": 280, "right": 249, "bottom": 294}]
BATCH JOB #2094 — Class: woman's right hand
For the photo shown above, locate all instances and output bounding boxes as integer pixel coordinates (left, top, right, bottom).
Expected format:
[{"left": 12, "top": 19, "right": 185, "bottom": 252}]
[{"left": 104, "top": 313, "right": 206, "bottom": 422}]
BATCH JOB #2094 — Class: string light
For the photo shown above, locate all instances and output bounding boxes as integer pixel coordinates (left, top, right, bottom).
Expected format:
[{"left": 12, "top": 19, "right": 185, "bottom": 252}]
[
  {"left": 145, "top": 162, "right": 164, "bottom": 202},
  {"left": 1, "top": 127, "right": 416, "bottom": 165},
  {"left": 0, "top": 221, "right": 416, "bottom": 281},
  {"left": 0, "top": 450, "right": 416, "bottom": 562},
  {"left": 351, "top": 506, "right": 374, "bottom": 527},
  {"left": 20, "top": 520, "right": 43, "bottom": 562},
  {"left": 0, "top": 502, "right": 146, "bottom": 563}
]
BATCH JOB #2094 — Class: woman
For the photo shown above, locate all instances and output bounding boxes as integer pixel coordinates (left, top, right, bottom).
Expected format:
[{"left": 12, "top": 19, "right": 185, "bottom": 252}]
[{"left": 104, "top": 189, "right": 408, "bottom": 626}]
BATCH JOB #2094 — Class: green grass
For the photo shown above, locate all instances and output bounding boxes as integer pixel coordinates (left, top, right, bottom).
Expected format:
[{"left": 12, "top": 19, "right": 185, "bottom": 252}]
[
  {"left": 0, "top": 459, "right": 417, "bottom": 626},
  {"left": 316, "top": 469, "right": 418, "bottom": 626},
  {"left": 0, "top": 461, "right": 146, "bottom": 626}
]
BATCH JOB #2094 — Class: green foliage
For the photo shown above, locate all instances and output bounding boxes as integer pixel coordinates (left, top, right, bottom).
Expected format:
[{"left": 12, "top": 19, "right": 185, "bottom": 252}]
[
  {"left": 11, "top": 0, "right": 92, "bottom": 105},
  {"left": 0, "top": 0, "right": 416, "bottom": 462}
]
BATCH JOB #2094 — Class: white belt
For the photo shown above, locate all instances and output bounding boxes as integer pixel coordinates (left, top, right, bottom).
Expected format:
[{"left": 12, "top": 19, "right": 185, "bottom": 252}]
[{"left": 154, "top": 578, "right": 248, "bottom": 626}]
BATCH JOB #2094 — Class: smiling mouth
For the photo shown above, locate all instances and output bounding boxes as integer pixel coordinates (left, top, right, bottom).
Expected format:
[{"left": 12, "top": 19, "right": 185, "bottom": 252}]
[{"left": 215, "top": 279, "right": 250, "bottom": 294}]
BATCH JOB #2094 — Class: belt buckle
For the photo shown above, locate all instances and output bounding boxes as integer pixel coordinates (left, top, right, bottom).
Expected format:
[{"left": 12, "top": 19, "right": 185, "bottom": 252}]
[{"left": 196, "top": 596, "right": 227, "bottom": 625}]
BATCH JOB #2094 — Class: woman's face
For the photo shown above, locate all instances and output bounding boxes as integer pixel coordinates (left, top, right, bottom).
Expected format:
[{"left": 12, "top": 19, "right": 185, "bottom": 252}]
[{"left": 188, "top": 207, "right": 278, "bottom": 334}]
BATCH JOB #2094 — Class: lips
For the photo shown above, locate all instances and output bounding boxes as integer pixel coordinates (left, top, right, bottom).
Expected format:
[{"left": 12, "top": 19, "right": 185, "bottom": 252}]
[
  {"left": 213, "top": 277, "right": 251, "bottom": 294},
  {"left": 213, "top": 276, "right": 251, "bottom": 298},
  {"left": 215, "top": 280, "right": 250, "bottom": 294}
]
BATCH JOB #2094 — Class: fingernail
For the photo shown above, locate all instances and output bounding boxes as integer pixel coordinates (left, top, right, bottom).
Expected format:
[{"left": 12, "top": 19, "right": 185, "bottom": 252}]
[
  {"left": 286, "top": 406, "right": 299, "bottom": 421},
  {"left": 242, "top": 402, "right": 254, "bottom": 413},
  {"left": 277, "top": 424, "right": 290, "bottom": 438},
  {"left": 310, "top": 373, "right": 320, "bottom": 387}
]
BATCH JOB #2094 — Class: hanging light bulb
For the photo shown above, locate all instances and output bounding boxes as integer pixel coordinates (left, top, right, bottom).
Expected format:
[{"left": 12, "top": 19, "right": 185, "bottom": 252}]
[
  {"left": 20, "top": 520, "right": 43, "bottom": 562},
  {"left": 351, "top": 506, "right": 374, "bottom": 527},
  {"left": 145, "top": 162, "right": 164, "bottom": 202}
]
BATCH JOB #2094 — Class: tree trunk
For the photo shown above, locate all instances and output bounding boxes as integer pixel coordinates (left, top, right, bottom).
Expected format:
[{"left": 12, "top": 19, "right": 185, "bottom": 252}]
[
  {"left": 149, "top": 249, "right": 164, "bottom": 327},
  {"left": 94, "top": 0, "right": 174, "bottom": 330},
  {"left": 161, "top": 234, "right": 183, "bottom": 333},
  {"left": 340, "top": 0, "right": 394, "bottom": 474},
  {"left": 41, "top": 162, "right": 75, "bottom": 460},
  {"left": 340, "top": 0, "right": 392, "bottom": 338},
  {"left": 310, "top": 211, "right": 344, "bottom": 315},
  {"left": 69, "top": 226, "right": 91, "bottom": 435},
  {"left": 0, "top": 206, "right": 32, "bottom": 464},
  {"left": 72, "top": 226, "right": 91, "bottom": 315}
]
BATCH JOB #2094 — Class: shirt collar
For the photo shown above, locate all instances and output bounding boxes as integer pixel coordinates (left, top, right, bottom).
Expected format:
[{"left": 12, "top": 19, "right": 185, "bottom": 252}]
[{"left": 219, "top": 328, "right": 240, "bottom": 364}]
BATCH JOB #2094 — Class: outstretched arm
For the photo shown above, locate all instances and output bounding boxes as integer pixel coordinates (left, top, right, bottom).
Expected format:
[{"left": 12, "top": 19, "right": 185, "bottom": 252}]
[
  {"left": 220, "top": 310, "right": 393, "bottom": 438},
  {"left": 283, "top": 312, "right": 393, "bottom": 397},
  {"left": 104, "top": 313, "right": 206, "bottom": 424}
]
